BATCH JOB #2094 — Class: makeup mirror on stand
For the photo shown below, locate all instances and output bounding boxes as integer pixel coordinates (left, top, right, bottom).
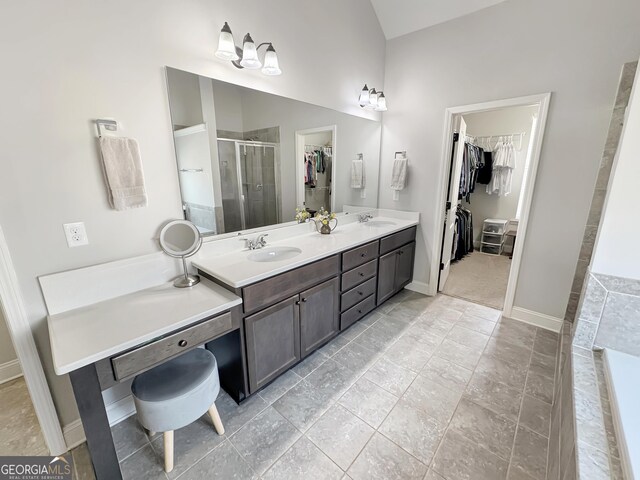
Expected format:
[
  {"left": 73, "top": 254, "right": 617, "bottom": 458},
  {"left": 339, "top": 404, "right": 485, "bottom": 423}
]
[{"left": 159, "top": 220, "right": 203, "bottom": 288}]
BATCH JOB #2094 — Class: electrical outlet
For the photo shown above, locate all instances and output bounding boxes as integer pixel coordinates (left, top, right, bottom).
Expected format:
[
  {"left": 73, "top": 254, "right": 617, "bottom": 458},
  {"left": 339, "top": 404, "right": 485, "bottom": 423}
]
[{"left": 63, "top": 222, "right": 89, "bottom": 247}]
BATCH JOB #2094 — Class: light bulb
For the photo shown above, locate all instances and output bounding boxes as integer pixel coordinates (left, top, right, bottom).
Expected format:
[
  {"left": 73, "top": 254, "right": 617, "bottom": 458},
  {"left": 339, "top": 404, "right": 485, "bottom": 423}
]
[
  {"left": 261, "top": 44, "right": 281, "bottom": 75},
  {"left": 368, "top": 88, "right": 378, "bottom": 108},
  {"left": 358, "top": 84, "right": 369, "bottom": 107},
  {"left": 375, "top": 92, "right": 387, "bottom": 111},
  {"left": 215, "top": 22, "right": 239, "bottom": 61},
  {"left": 239, "top": 33, "right": 262, "bottom": 69}
]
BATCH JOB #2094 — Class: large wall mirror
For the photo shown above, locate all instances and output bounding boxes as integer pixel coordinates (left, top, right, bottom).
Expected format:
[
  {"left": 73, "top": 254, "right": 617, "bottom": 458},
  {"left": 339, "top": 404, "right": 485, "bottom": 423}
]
[{"left": 165, "top": 67, "right": 381, "bottom": 236}]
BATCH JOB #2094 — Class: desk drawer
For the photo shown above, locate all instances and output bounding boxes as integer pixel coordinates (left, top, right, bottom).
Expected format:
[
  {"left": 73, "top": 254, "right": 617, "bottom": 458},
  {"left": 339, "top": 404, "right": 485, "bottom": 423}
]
[
  {"left": 380, "top": 226, "right": 417, "bottom": 255},
  {"left": 342, "top": 241, "right": 379, "bottom": 271},
  {"left": 341, "top": 259, "right": 377, "bottom": 291},
  {"left": 341, "top": 277, "right": 376, "bottom": 312},
  {"left": 111, "top": 311, "right": 233, "bottom": 381},
  {"left": 340, "top": 294, "right": 376, "bottom": 330}
]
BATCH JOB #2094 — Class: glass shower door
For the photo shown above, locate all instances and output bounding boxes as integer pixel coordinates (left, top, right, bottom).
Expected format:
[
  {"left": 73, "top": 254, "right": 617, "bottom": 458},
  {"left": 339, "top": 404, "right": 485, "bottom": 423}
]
[{"left": 240, "top": 144, "right": 278, "bottom": 229}]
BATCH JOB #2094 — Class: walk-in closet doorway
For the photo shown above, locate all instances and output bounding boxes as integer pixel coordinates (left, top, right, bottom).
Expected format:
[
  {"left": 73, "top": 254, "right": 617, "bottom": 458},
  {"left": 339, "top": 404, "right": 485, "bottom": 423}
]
[{"left": 432, "top": 94, "right": 551, "bottom": 319}]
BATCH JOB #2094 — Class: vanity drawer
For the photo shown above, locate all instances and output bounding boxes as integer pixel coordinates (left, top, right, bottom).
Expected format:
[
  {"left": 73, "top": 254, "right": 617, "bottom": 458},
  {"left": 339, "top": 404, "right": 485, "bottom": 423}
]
[
  {"left": 340, "top": 294, "right": 376, "bottom": 330},
  {"left": 342, "top": 241, "right": 379, "bottom": 272},
  {"left": 379, "top": 226, "right": 417, "bottom": 255},
  {"left": 341, "top": 259, "right": 377, "bottom": 291},
  {"left": 341, "top": 277, "right": 376, "bottom": 312},
  {"left": 110, "top": 311, "right": 233, "bottom": 381},
  {"left": 243, "top": 255, "right": 340, "bottom": 314}
]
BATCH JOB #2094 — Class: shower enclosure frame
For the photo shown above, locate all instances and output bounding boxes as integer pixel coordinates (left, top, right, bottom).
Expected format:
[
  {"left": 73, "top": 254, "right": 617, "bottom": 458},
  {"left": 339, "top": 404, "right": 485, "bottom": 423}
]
[{"left": 218, "top": 138, "right": 281, "bottom": 231}]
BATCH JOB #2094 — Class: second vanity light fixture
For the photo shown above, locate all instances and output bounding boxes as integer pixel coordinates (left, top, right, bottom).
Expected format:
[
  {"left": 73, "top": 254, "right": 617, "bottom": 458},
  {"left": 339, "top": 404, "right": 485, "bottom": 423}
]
[
  {"left": 359, "top": 84, "right": 387, "bottom": 111},
  {"left": 215, "top": 22, "right": 281, "bottom": 76}
]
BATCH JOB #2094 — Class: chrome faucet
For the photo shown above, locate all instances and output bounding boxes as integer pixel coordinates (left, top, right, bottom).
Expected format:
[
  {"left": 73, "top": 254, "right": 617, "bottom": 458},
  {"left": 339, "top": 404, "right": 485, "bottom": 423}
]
[
  {"left": 357, "top": 213, "right": 374, "bottom": 223},
  {"left": 243, "top": 233, "right": 269, "bottom": 250}
]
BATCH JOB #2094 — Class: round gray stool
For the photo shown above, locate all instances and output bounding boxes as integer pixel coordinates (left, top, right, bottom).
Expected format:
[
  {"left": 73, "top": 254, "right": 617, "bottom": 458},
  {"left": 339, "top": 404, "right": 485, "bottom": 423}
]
[{"left": 131, "top": 348, "right": 225, "bottom": 472}]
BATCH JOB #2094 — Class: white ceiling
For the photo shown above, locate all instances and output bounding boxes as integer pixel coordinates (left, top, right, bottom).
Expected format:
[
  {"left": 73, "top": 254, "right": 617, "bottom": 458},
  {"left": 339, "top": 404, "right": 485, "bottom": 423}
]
[{"left": 370, "top": 0, "right": 509, "bottom": 39}]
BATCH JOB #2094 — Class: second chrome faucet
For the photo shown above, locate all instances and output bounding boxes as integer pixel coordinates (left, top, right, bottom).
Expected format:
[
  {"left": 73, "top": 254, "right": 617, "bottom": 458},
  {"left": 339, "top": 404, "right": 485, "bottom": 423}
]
[{"left": 242, "top": 233, "right": 269, "bottom": 250}]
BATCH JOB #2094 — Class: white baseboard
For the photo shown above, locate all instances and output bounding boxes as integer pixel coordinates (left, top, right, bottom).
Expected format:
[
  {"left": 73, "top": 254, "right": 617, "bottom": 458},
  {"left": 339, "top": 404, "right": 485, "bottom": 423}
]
[
  {"left": 0, "top": 359, "right": 22, "bottom": 384},
  {"left": 62, "top": 395, "right": 136, "bottom": 451},
  {"left": 507, "top": 307, "right": 562, "bottom": 332},
  {"left": 405, "top": 281, "right": 430, "bottom": 295}
]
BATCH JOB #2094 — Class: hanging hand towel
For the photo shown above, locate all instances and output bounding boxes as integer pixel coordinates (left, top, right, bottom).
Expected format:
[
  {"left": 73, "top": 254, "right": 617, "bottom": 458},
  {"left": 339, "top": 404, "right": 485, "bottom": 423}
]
[
  {"left": 99, "top": 136, "right": 148, "bottom": 210},
  {"left": 351, "top": 159, "right": 366, "bottom": 189},
  {"left": 390, "top": 155, "right": 408, "bottom": 200}
]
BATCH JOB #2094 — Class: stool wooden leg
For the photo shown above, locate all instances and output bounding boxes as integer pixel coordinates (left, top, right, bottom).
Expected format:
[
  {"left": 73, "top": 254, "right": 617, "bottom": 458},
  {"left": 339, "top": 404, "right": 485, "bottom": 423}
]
[
  {"left": 163, "top": 431, "right": 174, "bottom": 473},
  {"left": 208, "top": 404, "right": 225, "bottom": 435}
]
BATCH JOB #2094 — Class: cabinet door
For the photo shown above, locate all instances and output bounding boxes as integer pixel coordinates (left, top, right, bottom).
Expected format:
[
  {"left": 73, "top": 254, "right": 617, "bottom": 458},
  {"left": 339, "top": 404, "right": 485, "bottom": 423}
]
[
  {"left": 244, "top": 295, "right": 300, "bottom": 393},
  {"left": 299, "top": 277, "right": 339, "bottom": 358},
  {"left": 377, "top": 250, "right": 397, "bottom": 305},
  {"left": 395, "top": 241, "right": 415, "bottom": 291}
]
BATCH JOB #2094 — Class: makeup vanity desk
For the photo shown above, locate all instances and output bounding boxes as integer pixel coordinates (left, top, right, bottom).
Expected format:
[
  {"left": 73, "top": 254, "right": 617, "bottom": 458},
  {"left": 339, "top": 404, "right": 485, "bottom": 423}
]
[{"left": 46, "top": 278, "right": 242, "bottom": 480}]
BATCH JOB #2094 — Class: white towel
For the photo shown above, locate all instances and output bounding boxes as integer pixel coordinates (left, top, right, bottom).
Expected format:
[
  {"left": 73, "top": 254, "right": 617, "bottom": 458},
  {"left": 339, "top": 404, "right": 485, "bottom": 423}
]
[
  {"left": 351, "top": 159, "right": 366, "bottom": 189},
  {"left": 390, "top": 157, "right": 408, "bottom": 190},
  {"left": 99, "top": 136, "right": 148, "bottom": 210}
]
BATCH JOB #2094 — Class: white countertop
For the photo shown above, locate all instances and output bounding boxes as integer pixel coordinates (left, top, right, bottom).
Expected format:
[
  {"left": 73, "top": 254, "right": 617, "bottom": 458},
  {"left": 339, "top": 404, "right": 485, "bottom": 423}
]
[
  {"left": 193, "top": 216, "right": 419, "bottom": 288},
  {"left": 48, "top": 278, "right": 242, "bottom": 375}
]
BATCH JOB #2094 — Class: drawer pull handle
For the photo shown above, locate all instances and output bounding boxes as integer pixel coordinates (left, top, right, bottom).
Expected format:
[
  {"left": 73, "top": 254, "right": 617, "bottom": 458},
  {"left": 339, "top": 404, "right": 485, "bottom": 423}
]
[
  {"left": 301, "top": 298, "right": 307, "bottom": 302},
  {"left": 178, "top": 340, "right": 188, "bottom": 347},
  {"left": 360, "top": 252, "right": 366, "bottom": 257},
  {"left": 398, "top": 250, "right": 404, "bottom": 255},
  {"left": 359, "top": 272, "right": 365, "bottom": 277},
  {"left": 295, "top": 300, "right": 301, "bottom": 305},
  {"left": 358, "top": 309, "right": 362, "bottom": 314},
  {"left": 358, "top": 291, "right": 363, "bottom": 296}
]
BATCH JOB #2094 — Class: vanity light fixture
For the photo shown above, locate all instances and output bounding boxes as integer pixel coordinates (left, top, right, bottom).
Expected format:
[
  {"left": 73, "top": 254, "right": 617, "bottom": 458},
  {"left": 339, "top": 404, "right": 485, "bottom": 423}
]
[
  {"left": 214, "top": 22, "right": 281, "bottom": 76},
  {"left": 358, "top": 84, "right": 387, "bottom": 111}
]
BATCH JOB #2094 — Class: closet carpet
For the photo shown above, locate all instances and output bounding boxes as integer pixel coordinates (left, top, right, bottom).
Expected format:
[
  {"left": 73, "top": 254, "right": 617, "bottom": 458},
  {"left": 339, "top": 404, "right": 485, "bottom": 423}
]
[{"left": 443, "top": 251, "right": 511, "bottom": 310}]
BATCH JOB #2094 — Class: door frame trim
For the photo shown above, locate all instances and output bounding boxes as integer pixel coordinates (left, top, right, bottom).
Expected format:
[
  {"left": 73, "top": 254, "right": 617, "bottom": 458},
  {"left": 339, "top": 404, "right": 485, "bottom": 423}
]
[
  {"left": 294, "top": 125, "right": 338, "bottom": 213},
  {"left": 0, "top": 224, "right": 67, "bottom": 454},
  {"left": 429, "top": 93, "right": 551, "bottom": 318}
]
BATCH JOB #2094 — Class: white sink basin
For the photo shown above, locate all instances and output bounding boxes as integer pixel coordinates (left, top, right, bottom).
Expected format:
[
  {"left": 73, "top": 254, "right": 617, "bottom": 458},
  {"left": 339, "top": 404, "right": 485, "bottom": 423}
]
[
  {"left": 248, "top": 246, "right": 303, "bottom": 262},
  {"left": 362, "top": 220, "right": 397, "bottom": 227}
]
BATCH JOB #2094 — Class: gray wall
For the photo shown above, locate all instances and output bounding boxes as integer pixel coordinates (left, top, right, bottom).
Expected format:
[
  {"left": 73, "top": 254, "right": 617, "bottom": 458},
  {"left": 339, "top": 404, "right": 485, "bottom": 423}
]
[
  {"left": 0, "top": 309, "right": 17, "bottom": 366},
  {"left": 379, "top": 0, "right": 640, "bottom": 319},
  {"left": 0, "top": 0, "right": 385, "bottom": 429}
]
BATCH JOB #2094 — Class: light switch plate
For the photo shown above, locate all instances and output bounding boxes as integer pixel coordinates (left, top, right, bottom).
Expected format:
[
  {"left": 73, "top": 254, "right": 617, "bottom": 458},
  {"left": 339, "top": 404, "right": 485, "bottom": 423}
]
[{"left": 63, "top": 222, "right": 89, "bottom": 247}]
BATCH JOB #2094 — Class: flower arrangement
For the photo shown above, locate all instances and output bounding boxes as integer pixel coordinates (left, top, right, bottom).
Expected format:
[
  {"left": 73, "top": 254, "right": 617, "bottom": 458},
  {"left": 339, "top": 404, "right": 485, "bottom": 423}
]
[
  {"left": 313, "top": 207, "right": 338, "bottom": 234},
  {"left": 295, "top": 207, "right": 311, "bottom": 223}
]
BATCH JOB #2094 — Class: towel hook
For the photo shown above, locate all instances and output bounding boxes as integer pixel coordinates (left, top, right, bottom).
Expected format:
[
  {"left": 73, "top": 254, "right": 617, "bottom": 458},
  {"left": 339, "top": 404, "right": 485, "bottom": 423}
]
[{"left": 96, "top": 119, "right": 118, "bottom": 137}]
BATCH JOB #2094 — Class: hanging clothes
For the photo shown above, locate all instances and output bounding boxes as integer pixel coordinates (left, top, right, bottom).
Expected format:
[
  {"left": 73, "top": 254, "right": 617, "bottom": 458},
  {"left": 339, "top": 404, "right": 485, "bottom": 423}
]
[
  {"left": 452, "top": 204, "right": 473, "bottom": 261},
  {"left": 304, "top": 151, "right": 316, "bottom": 187},
  {"left": 487, "top": 138, "right": 516, "bottom": 196},
  {"left": 459, "top": 141, "right": 485, "bottom": 202},
  {"left": 476, "top": 150, "right": 493, "bottom": 185}
]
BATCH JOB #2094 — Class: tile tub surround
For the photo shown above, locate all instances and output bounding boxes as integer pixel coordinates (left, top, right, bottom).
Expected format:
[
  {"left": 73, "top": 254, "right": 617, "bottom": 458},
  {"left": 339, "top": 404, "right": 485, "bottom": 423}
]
[{"left": 69, "top": 291, "right": 561, "bottom": 480}]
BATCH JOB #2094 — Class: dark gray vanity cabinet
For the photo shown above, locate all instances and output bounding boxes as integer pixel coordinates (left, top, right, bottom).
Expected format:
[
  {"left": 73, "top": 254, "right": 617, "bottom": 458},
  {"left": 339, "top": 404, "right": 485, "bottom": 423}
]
[
  {"left": 244, "top": 295, "right": 301, "bottom": 393},
  {"left": 339, "top": 241, "right": 379, "bottom": 330},
  {"left": 299, "top": 277, "right": 340, "bottom": 357},
  {"left": 377, "top": 241, "right": 416, "bottom": 305}
]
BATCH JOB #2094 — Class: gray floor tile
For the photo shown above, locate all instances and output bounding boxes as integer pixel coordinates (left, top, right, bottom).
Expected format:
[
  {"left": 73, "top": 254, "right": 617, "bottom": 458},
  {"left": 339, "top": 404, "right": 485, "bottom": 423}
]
[
  {"left": 339, "top": 321, "right": 370, "bottom": 342},
  {"left": 338, "top": 377, "right": 398, "bottom": 428},
  {"left": 229, "top": 407, "right": 301, "bottom": 475},
  {"left": 519, "top": 395, "right": 551, "bottom": 437},
  {"left": 434, "top": 338, "right": 483, "bottom": 370},
  {"left": 431, "top": 429, "right": 508, "bottom": 480},
  {"left": 412, "top": 315, "right": 456, "bottom": 338},
  {"left": 119, "top": 444, "right": 167, "bottom": 480},
  {"left": 364, "top": 356, "right": 417, "bottom": 396},
  {"left": 449, "top": 397, "right": 517, "bottom": 460},
  {"left": 306, "top": 404, "right": 374, "bottom": 470},
  {"left": 359, "top": 310, "right": 386, "bottom": 326},
  {"left": 528, "top": 351, "right": 556, "bottom": 380},
  {"left": 465, "top": 372, "right": 522, "bottom": 422},
  {"left": 475, "top": 354, "right": 529, "bottom": 391},
  {"left": 347, "top": 432, "right": 427, "bottom": 480},
  {"left": 424, "top": 470, "right": 446, "bottom": 480},
  {"left": 533, "top": 333, "right": 558, "bottom": 357},
  {"left": 402, "top": 375, "right": 461, "bottom": 427},
  {"left": 305, "top": 358, "right": 358, "bottom": 400},
  {"left": 483, "top": 337, "right": 533, "bottom": 370},
  {"left": 456, "top": 313, "right": 497, "bottom": 335},
  {"left": 71, "top": 443, "right": 96, "bottom": 480},
  {"left": 445, "top": 324, "right": 491, "bottom": 351},
  {"left": 263, "top": 436, "right": 343, "bottom": 480},
  {"left": 401, "top": 324, "right": 444, "bottom": 350},
  {"left": 292, "top": 350, "right": 328, "bottom": 378},
  {"left": 510, "top": 426, "right": 548, "bottom": 479},
  {"left": 420, "top": 356, "right": 472, "bottom": 394},
  {"left": 491, "top": 318, "right": 537, "bottom": 350},
  {"left": 464, "top": 303, "right": 502, "bottom": 321},
  {"left": 178, "top": 440, "right": 258, "bottom": 480},
  {"left": 111, "top": 415, "right": 150, "bottom": 462},
  {"left": 353, "top": 323, "right": 400, "bottom": 351},
  {"left": 318, "top": 334, "right": 352, "bottom": 357},
  {"left": 215, "top": 390, "right": 269, "bottom": 436},
  {"left": 524, "top": 371, "right": 554, "bottom": 404},
  {"left": 378, "top": 398, "right": 446, "bottom": 464},
  {"left": 273, "top": 380, "right": 332, "bottom": 431},
  {"left": 386, "top": 304, "right": 421, "bottom": 324},
  {"left": 383, "top": 337, "right": 434, "bottom": 372},
  {"left": 258, "top": 369, "right": 303, "bottom": 404},
  {"left": 332, "top": 342, "right": 379, "bottom": 374},
  {"left": 150, "top": 415, "right": 225, "bottom": 479},
  {"left": 420, "top": 305, "right": 463, "bottom": 324}
]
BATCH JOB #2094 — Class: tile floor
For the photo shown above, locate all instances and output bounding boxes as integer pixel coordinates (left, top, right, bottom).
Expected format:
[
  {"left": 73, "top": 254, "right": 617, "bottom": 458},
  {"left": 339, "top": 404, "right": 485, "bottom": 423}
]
[{"left": 72, "top": 291, "right": 558, "bottom": 480}]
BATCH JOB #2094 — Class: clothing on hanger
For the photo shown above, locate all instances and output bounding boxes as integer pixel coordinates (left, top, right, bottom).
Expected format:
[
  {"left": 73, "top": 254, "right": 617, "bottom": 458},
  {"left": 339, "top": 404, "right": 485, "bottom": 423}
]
[{"left": 487, "top": 137, "right": 516, "bottom": 196}]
